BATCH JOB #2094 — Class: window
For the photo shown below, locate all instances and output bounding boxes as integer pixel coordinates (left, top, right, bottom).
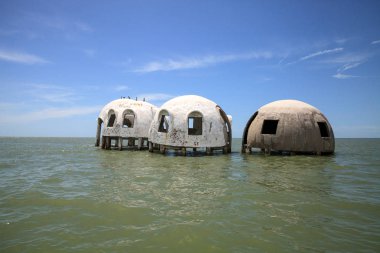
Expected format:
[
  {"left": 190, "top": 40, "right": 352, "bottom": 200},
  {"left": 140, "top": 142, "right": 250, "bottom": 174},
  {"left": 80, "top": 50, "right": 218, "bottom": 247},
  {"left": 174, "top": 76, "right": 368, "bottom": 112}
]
[
  {"left": 158, "top": 111, "right": 170, "bottom": 133},
  {"left": 318, "top": 122, "right": 329, "bottom": 137},
  {"left": 188, "top": 112, "right": 202, "bottom": 135},
  {"left": 261, "top": 119, "right": 279, "bottom": 134},
  {"left": 107, "top": 111, "right": 116, "bottom": 127},
  {"left": 122, "top": 110, "right": 135, "bottom": 128}
]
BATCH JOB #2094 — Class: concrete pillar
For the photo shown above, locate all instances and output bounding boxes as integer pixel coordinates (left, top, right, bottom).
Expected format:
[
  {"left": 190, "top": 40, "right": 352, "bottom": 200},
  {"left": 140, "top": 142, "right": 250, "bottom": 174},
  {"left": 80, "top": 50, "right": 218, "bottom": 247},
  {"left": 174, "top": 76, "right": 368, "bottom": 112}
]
[
  {"left": 128, "top": 138, "right": 134, "bottom": 147},
  {"left": 95, "top": 121, "right": 102, "bottom": 147},
  {"left": 101, "top": 136, "right": 106, "bottom": 149},
  {"left": 159, "top": 145, "right": 166, "bottom": 154},
  {"left": 206, "top": 147, "right": 212, "bottom": 155},
  {"left": 105, "top": 136, "right": 110, "bottom": 150},
  {"left": 181, "top": 147, "right": 186, "bottom": 156},
  {"left": 137, "top": 137, "right": 143, "bottom": 150},
  {"left": 118, "top": 137, "right": 123, "bottom": 151},
  {"left": 148, "top": 141, "right": 153, "bottom": 152}
]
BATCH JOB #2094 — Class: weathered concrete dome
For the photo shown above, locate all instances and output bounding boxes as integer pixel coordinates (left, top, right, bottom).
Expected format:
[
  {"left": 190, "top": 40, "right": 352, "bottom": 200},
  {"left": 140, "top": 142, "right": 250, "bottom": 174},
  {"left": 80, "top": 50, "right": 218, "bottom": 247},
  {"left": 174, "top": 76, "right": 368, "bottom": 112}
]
[
  {"left": 149, "top": 95, "right": 232, "bottom": 154},
  {"left": 95, "top": 98, "right": 157, "bottom": 150},
  {"left": 242, "top": 99, "right": 335, "bottom": 155}
]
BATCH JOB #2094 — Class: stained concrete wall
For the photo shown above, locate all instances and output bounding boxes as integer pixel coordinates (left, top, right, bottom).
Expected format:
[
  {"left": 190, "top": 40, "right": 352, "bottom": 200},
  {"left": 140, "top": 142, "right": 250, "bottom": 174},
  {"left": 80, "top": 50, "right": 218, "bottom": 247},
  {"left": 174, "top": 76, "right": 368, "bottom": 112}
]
[
  {"left": 243, "top": 100, "right": 335, "bottom": 154},
  {"left": 149, "top": 95, "right": 232, "bottom": 149}
]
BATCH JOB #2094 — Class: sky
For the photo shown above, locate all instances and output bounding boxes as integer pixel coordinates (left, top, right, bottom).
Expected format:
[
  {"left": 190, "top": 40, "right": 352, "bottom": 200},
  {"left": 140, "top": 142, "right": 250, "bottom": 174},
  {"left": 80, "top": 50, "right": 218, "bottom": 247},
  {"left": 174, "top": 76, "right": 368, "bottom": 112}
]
[{"left": 0, "top": 0, "right": 379, "bottom": 138}]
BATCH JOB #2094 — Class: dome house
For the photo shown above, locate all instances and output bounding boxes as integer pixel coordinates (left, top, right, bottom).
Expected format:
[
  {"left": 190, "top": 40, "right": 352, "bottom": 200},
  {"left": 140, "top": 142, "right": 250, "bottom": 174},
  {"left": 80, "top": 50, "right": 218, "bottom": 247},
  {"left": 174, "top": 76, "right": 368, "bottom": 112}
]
[
  {"left": 148, "top": 95, "right": 232, "bottom": 155},
  {"left": 95, "top": 98, "right": 157, "bottom": 150},
  {"left": 241, "top": 100, "right": 335, "bottom": 155}
]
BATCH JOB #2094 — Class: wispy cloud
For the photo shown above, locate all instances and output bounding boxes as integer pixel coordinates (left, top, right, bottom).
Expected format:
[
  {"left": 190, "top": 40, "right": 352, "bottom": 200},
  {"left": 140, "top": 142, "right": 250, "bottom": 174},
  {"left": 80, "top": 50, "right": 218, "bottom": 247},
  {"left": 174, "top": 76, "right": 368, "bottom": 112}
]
[
  {"left": 28, "top": 84, "right": 79, "bottom": 103},
  {"left": 114, "top": 85, "right": 129, "bottom": 91},
  {"left": 371, "top": 40, "right": 380, "bottom": 45},
  {"left": 28, "top": 13, "right": 93, "bottom": 33},
  {"left": 332, "top": 73, "right": 359, "bottom": 79},
  {"left": 329, "top": 52, "right": 370, "bottom": 79},
  {"left": 0, "top": 49, "right": 49, "bottom": 64},
  {"left": 337, "top": 61, "right": 364, "bottom": 73},
  {"left": 299, "top": 47, "right": 344, "bottom": 61},
  {"left": 334, "top": 38, "right": 348, "bottom": 44},
  {"left": 136, "top": 93, "right": 174, "bottom": 102},
  {"left": 134, "top": 51, "right": 273, "bottom": 73},
  {"left": 0, "top": 106, "right": 101, "bottom": 124}
]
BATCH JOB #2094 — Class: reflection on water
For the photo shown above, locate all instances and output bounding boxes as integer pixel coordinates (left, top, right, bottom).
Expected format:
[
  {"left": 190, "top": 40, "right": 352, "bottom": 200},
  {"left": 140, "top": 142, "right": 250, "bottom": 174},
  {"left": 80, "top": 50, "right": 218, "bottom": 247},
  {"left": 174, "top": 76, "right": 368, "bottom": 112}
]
[{"left": 0, "top": 138, "right": 379, "bottom": 252}]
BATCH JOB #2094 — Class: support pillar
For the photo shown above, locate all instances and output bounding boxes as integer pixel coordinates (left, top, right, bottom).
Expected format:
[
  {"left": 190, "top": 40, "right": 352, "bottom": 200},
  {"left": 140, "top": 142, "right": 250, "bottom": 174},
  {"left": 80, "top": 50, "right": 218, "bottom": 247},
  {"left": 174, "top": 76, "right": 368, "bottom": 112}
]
[
  {"left": 101, "top": 136, "right": 106, "bottom": 149},
  {"left": 159, "top": 145, "right": 166, "bottom": 154},
  {"left": 137, "top": 137, "right": 143, "bottom": 150},
  {"left": 118, "top": 137, "right": 123, "bottom": 151},
  {"left": 95, "top": 120, "right": 102, "bottom": 147},
  {"left": 148, "top": 141, "right": 153, "bottom": 152}
]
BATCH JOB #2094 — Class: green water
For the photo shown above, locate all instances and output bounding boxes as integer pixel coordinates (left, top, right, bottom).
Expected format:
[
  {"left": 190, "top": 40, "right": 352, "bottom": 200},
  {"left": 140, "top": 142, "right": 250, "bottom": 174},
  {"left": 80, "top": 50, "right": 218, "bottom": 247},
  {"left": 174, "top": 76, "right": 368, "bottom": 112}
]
[{"left": 0, "top": 138, "right": 379, "bottom": 252}]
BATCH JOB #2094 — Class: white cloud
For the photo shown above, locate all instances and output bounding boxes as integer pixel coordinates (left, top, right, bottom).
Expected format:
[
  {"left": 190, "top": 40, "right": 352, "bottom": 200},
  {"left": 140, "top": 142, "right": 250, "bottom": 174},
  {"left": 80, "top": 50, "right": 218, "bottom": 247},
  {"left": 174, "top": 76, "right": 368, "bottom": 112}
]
[
  {"left": 136, "top": 93, "right": 174, "bottom": 102},
  {"left": 115, "top": 85, "right": 129, "bottom": 91},
  {"left": 329, "top": 53, "right": 369, "bottom": 79},
  {"left": 134, "top": 51, "right": 273, "bottom": 73},
  {"left": 299, "top": 47, "right": 344, "bottom": 61},
  {"left": 0, "top": 49, "right": 49, "bottom": 64},
  {"left": 371, "top": 40, "right": 380, "bottom": 45},
  {"left": 337, "top": 62, "right": 364, "bottom": 73},
  {"left": 323, "top": 52, "right": 369, "bottom": 64},
  {"left": 0, "top": 106, "right": 101, "bottom": 124},
  {"left": 334, "top": 38, "right": 348, "bottom": 44},
  {"left": 28, "top": 84, "right": 79, "bottom": 103},
  {"left": 332, "top": 73, "right": 358, "bottom": 79}
]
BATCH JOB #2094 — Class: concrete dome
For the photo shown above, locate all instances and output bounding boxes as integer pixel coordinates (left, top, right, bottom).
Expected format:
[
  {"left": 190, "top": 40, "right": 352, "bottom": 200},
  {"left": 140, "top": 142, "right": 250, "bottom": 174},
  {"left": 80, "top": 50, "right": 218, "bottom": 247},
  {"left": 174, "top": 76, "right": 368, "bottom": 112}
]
[
  {"left": 149, "top": 95, "right": 232, "bottom": 154},
  {"left": 242, "top": 99, "right": 335, "bottom": 155},
  {"left": 95, "top": 98, "right": 157, "bottom": 150}
]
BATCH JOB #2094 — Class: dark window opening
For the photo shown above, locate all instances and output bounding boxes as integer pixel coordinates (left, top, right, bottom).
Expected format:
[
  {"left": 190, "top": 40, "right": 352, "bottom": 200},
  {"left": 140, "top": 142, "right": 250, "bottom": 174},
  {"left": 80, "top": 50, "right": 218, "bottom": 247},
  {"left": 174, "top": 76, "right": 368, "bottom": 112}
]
[
  {"left": 261, "top": 119, "right": 279, "bottom": 134},
  {"left": 158, "top": 114, "right": 169, "bottom": 133},
  {"left": 107, "top": 113, "right": 116, "bottom": 127},
  {"left": 318, "top": 122, "right": 329, "bottom": 137},
  {"left": 188, "top": 117, "right": 202, "bottom": 135},
  {"left": 123, "top": 111, "right": 135, "bottom": 128}
]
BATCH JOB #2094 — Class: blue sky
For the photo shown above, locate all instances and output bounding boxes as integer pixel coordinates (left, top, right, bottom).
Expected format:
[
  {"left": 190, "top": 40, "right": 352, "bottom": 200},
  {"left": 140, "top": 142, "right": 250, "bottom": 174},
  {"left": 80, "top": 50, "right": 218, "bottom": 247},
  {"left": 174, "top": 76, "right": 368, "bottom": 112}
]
[{"left": 0, "top": 0, "right": 379, "bottom": 137}]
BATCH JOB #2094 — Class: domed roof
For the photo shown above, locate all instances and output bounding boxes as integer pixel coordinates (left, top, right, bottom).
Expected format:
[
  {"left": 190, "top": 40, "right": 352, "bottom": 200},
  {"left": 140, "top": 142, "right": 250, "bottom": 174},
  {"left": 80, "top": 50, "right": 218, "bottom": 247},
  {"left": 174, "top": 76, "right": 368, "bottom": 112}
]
[
  {"left": 98, "top": 98, "right": 156, "bottom": 121},
  {"left": 259, "top": 99, "right": 320, "bottom": 113},
  {"left": 160, "top": 95, "right": 218, "bottom": 112}
]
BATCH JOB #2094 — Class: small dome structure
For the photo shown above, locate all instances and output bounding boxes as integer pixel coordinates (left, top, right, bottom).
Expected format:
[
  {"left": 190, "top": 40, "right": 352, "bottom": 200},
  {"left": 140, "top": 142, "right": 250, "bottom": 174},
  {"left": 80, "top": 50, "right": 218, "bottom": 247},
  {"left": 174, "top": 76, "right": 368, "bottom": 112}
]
[
  {"left": 242, "top": 100, "right": 335, "bottom": 155},
  {"left": 149, "top": 95, "right": 232, "bottom": 155},
  {"left": 95, "top": 98, "right": 157, "bottom": 150}
]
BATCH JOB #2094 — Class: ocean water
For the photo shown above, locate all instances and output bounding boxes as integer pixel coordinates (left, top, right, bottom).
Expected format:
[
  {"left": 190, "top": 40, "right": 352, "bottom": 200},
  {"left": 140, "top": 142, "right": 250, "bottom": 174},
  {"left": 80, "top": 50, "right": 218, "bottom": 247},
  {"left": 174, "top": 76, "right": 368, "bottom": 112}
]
[{"left": 0, "top": 137, "right": 379, "bottom": 253}]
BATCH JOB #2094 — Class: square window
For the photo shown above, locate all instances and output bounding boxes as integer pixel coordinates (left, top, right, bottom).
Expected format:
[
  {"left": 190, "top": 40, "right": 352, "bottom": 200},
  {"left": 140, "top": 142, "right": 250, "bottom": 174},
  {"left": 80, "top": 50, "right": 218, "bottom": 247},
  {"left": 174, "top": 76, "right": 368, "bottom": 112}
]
[
  {"left": 261, "top": 120, "right": 279, "bottom": 134},
  {"left": 188, "top": 117, "right": 202, "bottom": 135}
]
